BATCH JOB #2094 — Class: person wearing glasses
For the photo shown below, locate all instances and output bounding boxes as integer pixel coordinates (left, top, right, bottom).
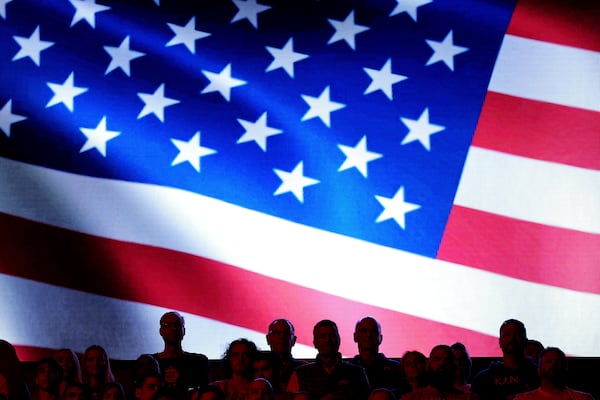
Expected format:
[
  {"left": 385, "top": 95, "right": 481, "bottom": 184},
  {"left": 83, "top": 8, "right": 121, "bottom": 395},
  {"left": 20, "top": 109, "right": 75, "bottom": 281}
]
[
  {"left": 266, "top": 319, "right": 307, "bottom": 392},
  {"left": 153, "top": 311, "right": 209, "bottom": 398}
]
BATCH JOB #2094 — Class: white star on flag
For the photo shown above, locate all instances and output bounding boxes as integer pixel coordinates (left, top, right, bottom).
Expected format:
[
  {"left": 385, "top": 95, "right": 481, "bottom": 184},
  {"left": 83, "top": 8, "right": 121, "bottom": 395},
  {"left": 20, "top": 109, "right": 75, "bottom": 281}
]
[
  {"left": 327, "top": 10, "right": 370, "bottom": 50},
  {"left": 166, "top": 16, "right": 211, "bottom": 54},
  {"left": 237, "top": 112, "right": 283, "bottom": 152},
  {"left": 201, "top": 63, "right": 247, "bottom": 102},
  {"left": 79, "top": 116, "right": 121, "bottom": 157},
  {"left": 265, "top": 37, "right": 309, "bottom": 78},
  {"left": 69, "top": 0, "right": 111, "bottom": 28},
  {"left": 1, "top": 0, "right": 13, "bottom": 19},
  {"left": 389, "top": 0, "right": 433, "bottom": 21},
  {"left": 363, "top": 58, "right": 408, "bottom": 100},
  {"left": 426, "top": 30, "right": 469, "bottom": 71},
  {"left": 0, "top": 99, "right": 26, "bottom": 137},
  {"left": 301, "top": 86, "right": 346, "bottom": 128},
  {"left": 170, "top": 131, "right": 217, "bottom": 173},
  {"left": 375, "top": 186, "right": 421, "bottom": 229},
  {"left": 338, "top": 135, "right": 382, "bottom": 178},
  {"left": 273, "top": 161, "right": 320, "bottom": 203},
  {"left": 400, "top": 108, "right": 445, "bottom": 151},
  {"left": 137, "top": 83, "right": 180, "bottom": 122},
  {"left": 12, "top": 26, "right": 54, "bottom": 67},
  {"left": 104, "top": 36, "right": 145, "bottom": 76},
  {"left": 46, "top": 72, "right": 89, "bottom": 112},
  {"left": 230, "top": 0, "right": 271, "bottom": 29}
]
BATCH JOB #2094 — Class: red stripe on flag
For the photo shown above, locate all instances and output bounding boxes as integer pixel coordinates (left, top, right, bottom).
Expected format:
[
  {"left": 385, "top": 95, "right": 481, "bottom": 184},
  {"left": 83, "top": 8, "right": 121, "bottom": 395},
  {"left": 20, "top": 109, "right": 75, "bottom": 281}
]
[
  {"left": 507, "top": 0, "right": 600, "bottom": 52},
  {"left": 14, "top": 345, "right": 57, "bottom": 363},
  {"left": 0, "top": 212, "right": 499, "bottom": 357},
  {"left": 438, "top": 205, "right": 600, "bottom": 294},
  {"left": 472, "top": 92, "right": 600, "bottom": 170}
]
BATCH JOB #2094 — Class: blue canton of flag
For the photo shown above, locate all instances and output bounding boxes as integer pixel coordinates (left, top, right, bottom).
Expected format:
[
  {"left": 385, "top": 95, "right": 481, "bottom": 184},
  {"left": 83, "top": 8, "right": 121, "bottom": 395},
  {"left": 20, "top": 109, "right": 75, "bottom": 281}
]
[{"left": 0, "top": 0, "right": 514, "bottom": 260}]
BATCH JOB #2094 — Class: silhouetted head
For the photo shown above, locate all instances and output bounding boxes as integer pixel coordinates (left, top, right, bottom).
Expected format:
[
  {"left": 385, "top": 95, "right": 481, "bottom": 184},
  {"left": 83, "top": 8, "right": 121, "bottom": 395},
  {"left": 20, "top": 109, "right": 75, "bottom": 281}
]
[
  {"left": 427, "top": 345, "right": 455, "bottom": 389},
  {"left": 222, "top": 338, "right": 258, "bottom": 379},
  {"left": 35, "top": 358, "right": 63, "bottom": 393},
  {"left": 159, "top": 312, "right": 185, "bottom": 345},
  {"left": 266, "top": 319, "right": 296, "bottom": 356},
  {"left": 246, "top": 378, "right": 273, "bottom": 400},
  {"left": 353, "top": 316, "right": 382, "bottom": 353},
  {"left": 538, "top": 347, "right": 568, "bottom": 387},
  {"left": 312, "top": 320, "right": 340, "bottom": 357},
  {"left": 499, "top": 319, "right": 527, "bottom": 357}
]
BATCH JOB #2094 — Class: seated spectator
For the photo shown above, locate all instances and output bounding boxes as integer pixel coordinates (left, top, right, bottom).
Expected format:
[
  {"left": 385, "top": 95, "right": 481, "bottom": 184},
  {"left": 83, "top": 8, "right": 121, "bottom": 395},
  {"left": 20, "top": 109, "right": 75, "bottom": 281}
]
[
  {"left": 350, "top": 316, "right": 407, "bottom": 394},
  {"left": 62, "top": 383, "right": 90, "bottom": 400},
  {"left": 81, "top": 345, "right": 116, "bottom": 400},
  {"left": 252, "top": 352, "right": 285, "bottom": 400},
  {"left": 32, "top": 358, "right": 63, "bottom": 400},
  {"left": 451, "top": 343, "right": 472, "bottom": 392},
  {"left": 400, "top": 351, "right": 428, "bottom": 392},
  {"left": 524, "top": 341, "right": 544, "bottom": 366},
  {"left": 133, "top": 355, "right": 161, "bottom": 385},
  {"left": 289, "top": 394, "right": 313, "bottom": 400},
  {"left": 400, "top": 345, "right": 475, "bottom": 400},
  {"left": 471, "top": 319, "right": 539, "bottom": 400},
  {"left": 368, "top": 389, "right": 396, "bottom": 400},
  {"left": 134, "top": 374, "right": 162, "bottom": 400},
  {"left": 99, "top": 383, "right": 125, "bottom": 400},
  {"left": 0, "top": 340, "right": 31, "bottom": 400},
  {"left": 154, "top": 312, "right": 209, "bottom": 398},
  {"left": 265, "top": 319, "right": 306, "bottom": 392},
  {"left": 514, "top": 347, "right": 594, "bottom": 400},
  {"left": 152, "top": 387, "right": 181, "bottom": 400},
  {"left": 212, "top": 338, "right": 258, "bottom": 400},
  {"left": 190, "top": 386, "right": 225, "bottom": 400},
  {"left": 286, "top": 319, "right": 371, "bottom": 400},
  {"left": 246, "top": 379, "right": 273, "bottom": 400},
  {"left": 53, "top": 349, "right": 82, "bottom": 399}
]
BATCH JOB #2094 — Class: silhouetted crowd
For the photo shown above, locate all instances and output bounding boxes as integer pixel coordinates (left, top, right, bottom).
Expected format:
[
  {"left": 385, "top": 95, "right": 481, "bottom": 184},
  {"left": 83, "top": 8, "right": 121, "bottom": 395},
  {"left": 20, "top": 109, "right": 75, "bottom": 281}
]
[{"left": 0, "top": 315, "right": 595, "bottom": 400}]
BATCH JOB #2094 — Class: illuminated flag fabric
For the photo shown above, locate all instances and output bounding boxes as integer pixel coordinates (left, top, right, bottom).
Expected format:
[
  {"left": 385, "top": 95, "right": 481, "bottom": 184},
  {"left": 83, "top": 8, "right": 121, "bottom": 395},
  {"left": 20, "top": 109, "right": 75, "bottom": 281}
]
[{"left": 0, "top": 0, "right": 598, "bottom": 360}]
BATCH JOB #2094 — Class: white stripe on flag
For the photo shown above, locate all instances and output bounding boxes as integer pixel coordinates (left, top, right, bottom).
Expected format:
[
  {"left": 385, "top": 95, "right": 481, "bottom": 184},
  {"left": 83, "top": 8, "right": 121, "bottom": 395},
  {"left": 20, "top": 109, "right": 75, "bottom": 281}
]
[
  {"left": 2, "top": 157, "right": 599, "bottom": 356},
  {"left": 455, "top": 147, "right": 600, "bottom": 234},
  {"left": 489, "top": 34, "right": 600, "bottom": 111}
]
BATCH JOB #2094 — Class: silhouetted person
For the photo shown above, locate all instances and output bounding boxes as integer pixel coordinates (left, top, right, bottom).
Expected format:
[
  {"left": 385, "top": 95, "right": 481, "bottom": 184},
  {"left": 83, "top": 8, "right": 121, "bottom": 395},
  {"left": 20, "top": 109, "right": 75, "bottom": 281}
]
[
  {"left": 152, "top": 387, "right": 181, "bottom": 400},
  {"left": 290, "top": 394, "right": 314, "bottom": 400},
  {"left": 471, "top": 319, "right": 539, "bottom": 400},
  {"left": 134, "top": 374, "right": 162, "bottom": 400},
  {"left": 400, "top": 345, "right": 476, "bottom": 400},
  {"left": 154, "top": 312, "right": 209, "bottom": 398},
  {"left": 287, "top": 319, "right": 371, "bottom": 400},
  {"left": 62, "top": 383, "right": 90, "bottom": 400},
  {"left": 212, "top": 338, "right": 258, "bottom": 400},
  {"left": 81, "top": 345, "right": 116, "bottom": 400},
  {"left": 514, "top": 347, "right": 595, "bottom": 400},
  {"left": 0, "top": 340, "right": 31, "bottom": 400},
  {"left": 246, "top": 379, "right": 273, "bottom": 400},
  {"left": 132, "top": 354, "right": 161, "bottom": 397},
  {"left": 451, "top": 343, "right": 472, "bottom": 392},
  {"left": 253, "top": 352, "right": 286, "bottom": 400},
  {"left": 191, "top": 385, "right": 225, "bottom": 400},
  {"left": 32, "top": 358, "right": 63, "bottom": 400},
  {"left": 524, "top": 341, "right": 544, "bottom": 366},
  {"left": 368, "top": 389, "right": 396, "bottom": 400},
  {"left": 53, "top": 349, "right": 82, "bottom": 399},
  {"left": 266, "top": 319, "right": 307, "bottom": 391},
  {"left": 349, "top": 317, "right": 405, "bottom": 393},
  {"left": 100, "top": 383, "right": 125, "bottom": 400},
  {"left": 400, "top": 351, "right": 428, "bottom": 392}
]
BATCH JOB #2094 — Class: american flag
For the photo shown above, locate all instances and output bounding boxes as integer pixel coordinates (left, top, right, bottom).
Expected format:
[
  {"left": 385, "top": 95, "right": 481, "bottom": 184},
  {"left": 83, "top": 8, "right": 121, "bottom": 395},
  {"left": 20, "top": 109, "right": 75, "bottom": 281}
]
[{"left": 0, "top": 0, "right": 598, "bottom": 361}]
